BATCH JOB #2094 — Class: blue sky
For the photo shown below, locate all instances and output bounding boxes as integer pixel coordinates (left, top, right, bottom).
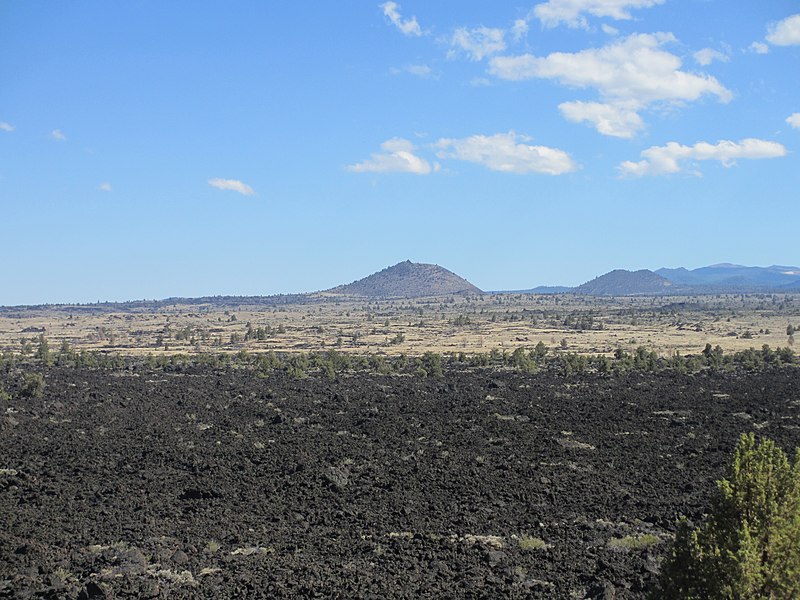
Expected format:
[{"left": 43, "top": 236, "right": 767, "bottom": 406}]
[{"left": 1, "top": 0, "right": 799, "bottom": 304}]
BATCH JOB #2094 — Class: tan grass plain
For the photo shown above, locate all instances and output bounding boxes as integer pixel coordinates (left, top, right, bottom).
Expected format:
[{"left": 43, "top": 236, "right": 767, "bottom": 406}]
[{"left": 0, "top": 293, "right": 798, "bottom": 358}]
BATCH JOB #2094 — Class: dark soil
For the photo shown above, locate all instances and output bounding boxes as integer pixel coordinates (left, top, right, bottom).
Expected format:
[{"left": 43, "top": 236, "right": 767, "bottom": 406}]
[{"left": 1, "top": 366, "right": 799, "bottom": 598}]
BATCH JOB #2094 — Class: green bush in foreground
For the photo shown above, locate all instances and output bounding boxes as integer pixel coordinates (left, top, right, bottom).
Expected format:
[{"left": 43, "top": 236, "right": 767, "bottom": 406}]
[{"left": 655, "top": 433, "right": 800, "bottom": 599}]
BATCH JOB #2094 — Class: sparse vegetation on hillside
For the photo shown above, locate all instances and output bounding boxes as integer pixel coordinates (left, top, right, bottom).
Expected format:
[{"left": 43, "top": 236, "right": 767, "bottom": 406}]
[
  {"left": 329, "top": 260, "right": 483, "bottom": 298},
  {"left": 574, "top": 269, "right": 676, "bottom": 296}
]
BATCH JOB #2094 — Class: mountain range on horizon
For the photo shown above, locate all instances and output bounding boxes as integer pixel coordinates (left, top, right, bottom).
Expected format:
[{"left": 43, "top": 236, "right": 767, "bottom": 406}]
[
  {"left": 563, "top": 264, "right": 800, "bottom": 296},
  {"left": 323, "top": 261, "right": 800, "bottom": 299},
  {"left": 3, "top": 261, "right": 800, "bottom": 308},
  {"left": 654, "top": 264, "right": 800, "bottom": 289}
]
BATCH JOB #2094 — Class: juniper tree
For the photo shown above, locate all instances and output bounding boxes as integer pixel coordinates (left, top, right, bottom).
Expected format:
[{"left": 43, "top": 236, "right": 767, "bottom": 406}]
[
  {"left": 36, "top": 334, "right": 50, "bottom": 364},
  {"left": 654, "top": 433, "right": 800, "bottom": 599}
]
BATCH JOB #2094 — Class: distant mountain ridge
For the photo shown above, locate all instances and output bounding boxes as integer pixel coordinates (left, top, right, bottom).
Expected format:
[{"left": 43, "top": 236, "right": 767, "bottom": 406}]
[
  {"left": 4, "top": 261, "right": 798, "bottom": 308},
  {"left": 328, "top": 262, "right": 800, "bottom": 299},
  {"left": 511, "top": 286, "right": 573, "bottom": 295},
  {"left": 327, "top": 260, "right": 483, "bottom": 298},
  {"left": 655, "top": 264, "right": 800, "bottom": 289},
  {"left": 566, "top": 263, "right": 800, "bottom": 296}
]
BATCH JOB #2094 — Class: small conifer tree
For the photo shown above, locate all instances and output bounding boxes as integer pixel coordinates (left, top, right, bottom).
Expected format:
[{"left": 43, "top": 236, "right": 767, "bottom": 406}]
[
  {"left": 655, "top": 433, "right": 800, "bottom": 599},
  {"left": 36, "top": 334, "right": 50, "bottom": 364}
]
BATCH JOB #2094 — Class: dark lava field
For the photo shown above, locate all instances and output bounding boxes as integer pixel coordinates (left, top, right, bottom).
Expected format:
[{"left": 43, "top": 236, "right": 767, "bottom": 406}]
[{"left": 2, "top": 365, "right": 800, "bottom": 599}]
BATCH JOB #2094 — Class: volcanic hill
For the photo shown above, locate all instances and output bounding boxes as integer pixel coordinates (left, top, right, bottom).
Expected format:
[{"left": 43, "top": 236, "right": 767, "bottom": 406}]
[
  {"left": 328, "top": 260, "right": 483, "bottom": 298},
  {"left": 574, "top": 269, "right": 678, "bottom": 296}
]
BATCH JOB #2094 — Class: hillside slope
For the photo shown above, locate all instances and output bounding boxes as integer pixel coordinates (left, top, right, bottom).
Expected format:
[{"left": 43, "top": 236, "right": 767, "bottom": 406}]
[
  {"left": 574, "top": 269, "right": 677, "bottom": 296},
  {"left": 328, "top": 260, "right": 483, "bottom": 298}
]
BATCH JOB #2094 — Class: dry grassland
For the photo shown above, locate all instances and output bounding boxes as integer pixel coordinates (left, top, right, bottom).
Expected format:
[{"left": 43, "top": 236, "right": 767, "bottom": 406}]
[{"left": 0, "top": 293, "right": 798, "bottom": 358}]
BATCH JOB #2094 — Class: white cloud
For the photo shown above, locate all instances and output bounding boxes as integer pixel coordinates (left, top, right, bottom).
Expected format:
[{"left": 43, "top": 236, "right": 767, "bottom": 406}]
[
  {"left": 208, "top": 178, "right": 255, "bottom": 195},
  {"left": 749, "top": 41, "right": 769, "bottom": 54},
  {"left": 787, "top": 113, "right": 800, "bottom": 129},
  {"left": 511, "top": 19, "right": 529, "bottom": 42},
  {"left": 533, "top": 0, "right": 666, "bottom": 28},
  {"left": 766, "top": 14, "right": 800, "bottom": 46},
  {"left": 489, "top": 33, "right": 730, "bottom": 103},
  {"left": 0, "top": 121, "right": 14, "bottom": 132},
  {"left": 406, "top": 64, "right": 432, "bottom": 77},
  {"left": 619, "top": 138, "right": 787, "bottom": 177},
  {"left": 601, "top": 23, "right": 619, "bottom": 36},
  {"left": 489, "top": 33, "right": 731, "bottom": 137},
  {"left": 693, "top": 47, "right": 729, "bottom": 66},
  {"left": 97, "top": 182, "right": 112, "bottom": 192},
  {"left": 434, "top": 131, "right": 577, "bottom": 175},
  {"left": 380, "top": 2, "right": 422, "bottom": 37},
  {"left": 559, "top": 101, "right": 644, "bottom": 138},
  {"left": 449, "top": 26, "right": 506, "bottom": 61},
  {"left": 348, "top": 138, "right": 434, "bottom": 174},
  {"left": 469, "top": 76, "right": 493, "bottom": 87},
  {"left": 392, "top": 63, "right": 434, "bottom": 78},
  {"left": 51, "top": 129, "right": 67, "bottom": 141}
]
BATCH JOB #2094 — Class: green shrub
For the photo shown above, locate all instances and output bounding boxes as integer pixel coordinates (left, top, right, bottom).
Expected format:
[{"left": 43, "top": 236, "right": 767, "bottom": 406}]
[
  {"left": 510, "top": 347, "right": 536, "bottom": 373},
  {"left": 285, "top": 353, "right": 309, "bottom": 378},
  {"left": 518, "top": 535, "right": 548, "bottom": 551},
  {"left": 36, "top": 334, "right": 52, "bottom": 365},
  {"left": 608, "top": 533, "right": 661, "bottom": 551},
  {"left": 370, "top": 354, "right": 392, "bottom": 375},
  {"left": 654, "top": 433, "right": 800, "bottom": 599},
  {"left": 21, "top": 372, "right": 45, "bottom": 398},
  {"left": 420, "top": 352, "right": 443, "bottom": 377},
  {"left": 320, "top": 359, "right": 336, "bottom": 380}
]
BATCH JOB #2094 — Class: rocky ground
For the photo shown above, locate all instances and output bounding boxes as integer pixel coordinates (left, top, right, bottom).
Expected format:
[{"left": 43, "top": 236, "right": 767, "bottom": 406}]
[{"left": 1, "top": 364, "right": 799, "bottom": 598}]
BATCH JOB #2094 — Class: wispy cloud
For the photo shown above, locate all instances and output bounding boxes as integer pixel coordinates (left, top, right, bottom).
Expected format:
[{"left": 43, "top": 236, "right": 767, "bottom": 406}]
[
  {"left": 51, "top": 129, "right": 67, "bottom": 141},
  {"left": 380, "top": 2, "right": 422, "bottom": 37},
  {"left": 787, "top": 113, "right": 800, "bottom": 129},
  {"left": 619, "top": 138, "right": 787, "bottom": 177},
  {"left": 435, "top": 131, "right": 577, "bottom": 175},
  {"left": 208, "top": 178, "right": 255, "bottom": 196},
  {"left": 693, "top": 47, "right": 729, "bottom": 66},
  {"left": 97, "top": 182, "right": 112, "bottom": 192},
  {"left": 449, "top": 26, "right": 506, "bottom": 61},
  {"left": 347, "top": 138, "right": 435, "bottom": 174},
  {"left": 405, "top": 64, "right": 433, "bottom": 77},
  {"left": 469, "top": 76, "right": 492, "bottom": 87},
  {"left": 490, "top": 33, "right": 731, "bottom": 137},
  {"left": 601, "top": 23, "right": 619, "bottom": 36},
  {"left": 391, "top": 63, "right": 436, "bottom": 79},
  {"left": 511, "top": 19, "right": 529, "bottom": 42},
  {"left": 766, "top": 13, "right": 800, "bottom": 46},
  {"left": 444, "top": 14, "right": 535, "bottom": 64},
  {"left": 533, "top": 0, "right": 666, "bottom": 29},
  {"left": 749, "top": 41, "right": 769, "bottom": 54},
  {"left": 0, "top": 121, "right": 14, "bottom": 132}
]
